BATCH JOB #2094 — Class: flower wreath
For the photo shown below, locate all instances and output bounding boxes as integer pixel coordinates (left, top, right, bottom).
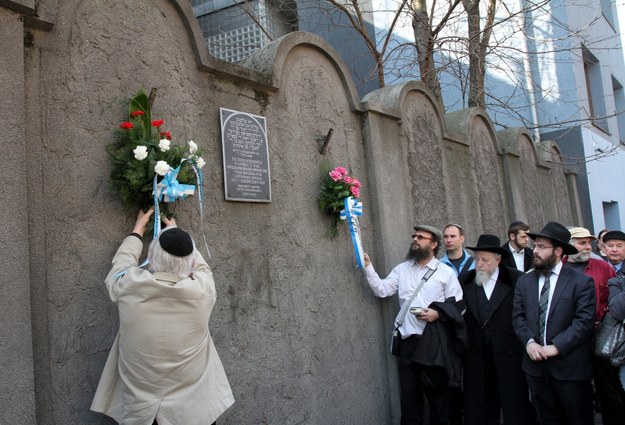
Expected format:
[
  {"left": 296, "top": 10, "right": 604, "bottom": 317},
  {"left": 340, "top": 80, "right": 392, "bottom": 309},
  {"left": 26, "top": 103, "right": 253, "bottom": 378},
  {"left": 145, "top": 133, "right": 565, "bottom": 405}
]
[{"left": 107, "top": 89, "right": 205, "bottom": 237}]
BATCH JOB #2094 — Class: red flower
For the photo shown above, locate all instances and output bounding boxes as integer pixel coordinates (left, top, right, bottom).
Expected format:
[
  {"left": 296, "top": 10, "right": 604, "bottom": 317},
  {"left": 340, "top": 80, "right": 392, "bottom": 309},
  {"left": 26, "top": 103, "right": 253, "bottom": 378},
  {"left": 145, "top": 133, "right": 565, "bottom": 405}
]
[
  {"left": 151, "top": 119, "right": 165, "bottom": 128},
  {"left": 160, "top": 131, "right": 172, "bottom": 140},
  {"left": 119, "top": 121, "right": 134, "bottom": 130},
  {"left": 130, "top": 110, "right": 145, "bottom": 118}
]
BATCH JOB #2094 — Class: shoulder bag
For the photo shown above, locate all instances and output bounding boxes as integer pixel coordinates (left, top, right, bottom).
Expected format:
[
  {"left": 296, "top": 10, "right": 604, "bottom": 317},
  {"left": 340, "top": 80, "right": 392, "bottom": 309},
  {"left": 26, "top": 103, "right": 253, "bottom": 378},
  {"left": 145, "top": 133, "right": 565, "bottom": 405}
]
[
  {"left": 594, "top": 309, "right": 625, "bottom": 366},
  {"left": 390, "top": 267, "right": 437, "bottom": 356}
]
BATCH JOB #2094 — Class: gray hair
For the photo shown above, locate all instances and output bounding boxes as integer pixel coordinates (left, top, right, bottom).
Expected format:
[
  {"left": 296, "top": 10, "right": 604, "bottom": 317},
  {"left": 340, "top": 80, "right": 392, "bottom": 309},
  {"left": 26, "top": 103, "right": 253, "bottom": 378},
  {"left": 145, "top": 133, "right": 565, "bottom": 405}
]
[{"left": 148, "top": 227, "right": 195, "bottom": 279}]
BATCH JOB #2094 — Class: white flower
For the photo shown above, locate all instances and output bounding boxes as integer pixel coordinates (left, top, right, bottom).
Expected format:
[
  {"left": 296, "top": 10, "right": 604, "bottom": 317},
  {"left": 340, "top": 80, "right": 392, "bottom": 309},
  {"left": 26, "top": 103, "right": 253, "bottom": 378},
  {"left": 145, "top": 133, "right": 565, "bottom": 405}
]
[
  {"left": 158, "top": 138, "right": 171, "bottom": 152},
  {"left": 154, "top": 160, "right": 170, "bottom": 176},
  {"left": 188, "top": 140, "right": 198, "bottom": 154},
  {"left": 133, "top": 145, "right": 148, "bottom": 161},
  {"left": 196, "top": 157, "right": 206, "bottom": 169}
]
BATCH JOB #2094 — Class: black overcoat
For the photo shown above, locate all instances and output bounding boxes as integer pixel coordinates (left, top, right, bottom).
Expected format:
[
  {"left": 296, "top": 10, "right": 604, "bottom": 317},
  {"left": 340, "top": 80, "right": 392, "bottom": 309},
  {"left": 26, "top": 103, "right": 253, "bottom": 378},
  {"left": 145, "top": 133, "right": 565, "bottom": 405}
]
[{"left": 459, "top": 266, "right": 535, "bottom": 425}]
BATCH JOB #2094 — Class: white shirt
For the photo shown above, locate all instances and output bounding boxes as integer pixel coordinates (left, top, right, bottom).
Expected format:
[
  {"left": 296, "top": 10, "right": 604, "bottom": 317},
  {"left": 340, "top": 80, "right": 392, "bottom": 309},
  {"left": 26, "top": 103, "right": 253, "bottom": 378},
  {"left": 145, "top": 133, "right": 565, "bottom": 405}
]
[
  {"left": 365, "top": 257, "right": 462, "bottom": 338},
  {"left": 537, "top": 261, "right": 563, "bottom": 344},
  {"left": 508, "top": 242, "right": 526, "bottom": 272},
  {"left": 482, "top": 267, "right": 499, "bottom": 300}
]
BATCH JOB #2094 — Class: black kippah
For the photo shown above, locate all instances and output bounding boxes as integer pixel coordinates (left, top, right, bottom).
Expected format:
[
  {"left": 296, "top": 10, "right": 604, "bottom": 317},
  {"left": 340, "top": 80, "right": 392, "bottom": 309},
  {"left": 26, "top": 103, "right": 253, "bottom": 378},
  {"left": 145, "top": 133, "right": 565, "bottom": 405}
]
[{"left": 158, "top": 228, "right": 193, "bottom": 257}]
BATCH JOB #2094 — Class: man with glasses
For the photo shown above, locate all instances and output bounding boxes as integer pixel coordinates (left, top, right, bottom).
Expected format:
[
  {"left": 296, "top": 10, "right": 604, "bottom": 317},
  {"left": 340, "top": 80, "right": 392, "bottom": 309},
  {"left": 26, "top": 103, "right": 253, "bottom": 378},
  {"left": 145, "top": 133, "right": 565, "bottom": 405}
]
[
  {"left": 512, "top": 222, "right": 596, "bottom": 425},
  {"left": 604, "top": 230, "right": 625, "bottom": 277},
  {"left": 363, "top": 225, "right": 463, "bottom": 425}
]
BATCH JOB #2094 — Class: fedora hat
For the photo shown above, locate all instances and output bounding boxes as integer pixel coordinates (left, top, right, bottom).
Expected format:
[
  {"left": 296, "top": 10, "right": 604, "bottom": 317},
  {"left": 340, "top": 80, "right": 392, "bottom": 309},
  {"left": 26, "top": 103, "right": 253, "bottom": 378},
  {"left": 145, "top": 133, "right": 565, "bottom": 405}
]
[
  {"left": 528, "top": 222, "right": 578, "bottom": 255},
  {"left": 466, "top": 234, "right": 510, "bottom": 258}
]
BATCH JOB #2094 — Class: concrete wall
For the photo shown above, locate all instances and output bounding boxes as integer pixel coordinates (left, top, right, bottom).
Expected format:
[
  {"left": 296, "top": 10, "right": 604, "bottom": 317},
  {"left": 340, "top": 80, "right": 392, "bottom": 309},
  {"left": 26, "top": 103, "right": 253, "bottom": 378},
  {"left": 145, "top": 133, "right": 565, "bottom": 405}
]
[{"left": 2, "top": 1, "right": 580, "bottom": 424}]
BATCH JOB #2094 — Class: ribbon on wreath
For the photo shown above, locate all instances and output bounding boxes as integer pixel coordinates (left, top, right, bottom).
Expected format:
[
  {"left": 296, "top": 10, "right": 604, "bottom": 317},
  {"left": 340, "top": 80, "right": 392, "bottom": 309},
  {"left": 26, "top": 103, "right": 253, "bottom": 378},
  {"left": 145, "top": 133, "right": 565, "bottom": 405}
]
[
  {"left": 152, "top": 160, "right": 212, "bottom": 259},
  {"left": 152, "top": 163, "right": 195, "bottom": 239},
  {"left": 340, "top": 196, "right": 365, "bottom": 268}
]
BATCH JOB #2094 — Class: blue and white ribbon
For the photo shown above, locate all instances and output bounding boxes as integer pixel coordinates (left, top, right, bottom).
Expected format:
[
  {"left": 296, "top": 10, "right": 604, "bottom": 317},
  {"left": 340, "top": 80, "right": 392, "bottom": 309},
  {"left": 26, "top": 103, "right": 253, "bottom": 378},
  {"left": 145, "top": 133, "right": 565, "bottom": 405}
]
[
  {"left": 152, "top": 163, "right": 196, "bottom": 239},
  {"left": 151, "top": 160, "right": 211, "bottom": 259},
  {"left": 155, "top": 164, "right": 196, "bottom": 203},
  {"left": 190, "top": 163, "right": 211, "bottom": 259},
  {"left": 340, "top": 196, "right": 364, "bottom": 268}
]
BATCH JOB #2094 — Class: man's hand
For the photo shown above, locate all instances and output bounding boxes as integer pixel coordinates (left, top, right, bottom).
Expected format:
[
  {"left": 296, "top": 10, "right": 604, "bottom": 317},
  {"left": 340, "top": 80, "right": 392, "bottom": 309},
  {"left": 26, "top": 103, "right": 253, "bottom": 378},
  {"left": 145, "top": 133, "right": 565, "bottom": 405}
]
[
  {"left": 132, "top": 207, "right": 154, "bottom": 237},
  {"left": 364, "top": 253, "right": 371, "bottom": 267},
  {"left": 526, "top": 341, "right": 548, "bottom": 361},
  {"left": 162, "top": 215, "right": 177, "bottom": 228},
  {"left": 541, "top": 344, "right": 559, "bottom": 358},
  {"left": 417, "top": 308, "right": 440, "bottom": 323}
]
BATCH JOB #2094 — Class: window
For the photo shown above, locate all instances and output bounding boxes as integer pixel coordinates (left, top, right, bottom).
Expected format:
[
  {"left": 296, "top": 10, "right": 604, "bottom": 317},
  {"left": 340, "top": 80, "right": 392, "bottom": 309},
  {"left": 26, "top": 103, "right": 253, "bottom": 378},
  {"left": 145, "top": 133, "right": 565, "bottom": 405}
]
[
  {"left": 603, "top": 201, "right": 621, "bottom": 230},
  {"left": 612, "top": 77, "right": 625, "bottom": 143},
  {"left": 582, "top": 46, "right": 609, "bottom": 133},
  {"left": 190, "top": 0, "right": 297, "bottom": 62}
]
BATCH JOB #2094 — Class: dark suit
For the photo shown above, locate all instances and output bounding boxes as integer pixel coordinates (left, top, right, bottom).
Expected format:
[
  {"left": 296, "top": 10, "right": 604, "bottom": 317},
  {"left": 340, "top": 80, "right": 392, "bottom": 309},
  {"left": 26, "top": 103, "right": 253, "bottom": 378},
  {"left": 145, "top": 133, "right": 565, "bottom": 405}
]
[
  {"left": 512, "top": 264, "right": 596, "bottom": 425},
  {"left": 501, "top": 242, "right": 533, "bottom": 272},
  {"left": 460, "top": 266, "right": 536, "bottom": 425}
]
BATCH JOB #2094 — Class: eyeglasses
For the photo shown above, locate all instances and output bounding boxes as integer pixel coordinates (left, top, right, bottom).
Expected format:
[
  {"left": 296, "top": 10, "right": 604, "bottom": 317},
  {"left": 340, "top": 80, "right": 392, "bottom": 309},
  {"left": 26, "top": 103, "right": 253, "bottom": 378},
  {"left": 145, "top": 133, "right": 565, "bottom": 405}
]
[
  {"left": 412, "top": 234, "right": 433, "bottom": 241},
  {"left": 533, "top": 244, "right": 554, "bottom": 251}
]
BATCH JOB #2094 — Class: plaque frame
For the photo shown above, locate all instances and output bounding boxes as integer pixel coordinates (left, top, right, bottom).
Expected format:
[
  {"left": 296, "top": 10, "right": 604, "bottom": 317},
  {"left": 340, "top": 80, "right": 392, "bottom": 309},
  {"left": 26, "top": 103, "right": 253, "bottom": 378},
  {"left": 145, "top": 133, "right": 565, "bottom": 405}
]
[{"left": 220, "top": 107, "right": 271, "bottom": 202}]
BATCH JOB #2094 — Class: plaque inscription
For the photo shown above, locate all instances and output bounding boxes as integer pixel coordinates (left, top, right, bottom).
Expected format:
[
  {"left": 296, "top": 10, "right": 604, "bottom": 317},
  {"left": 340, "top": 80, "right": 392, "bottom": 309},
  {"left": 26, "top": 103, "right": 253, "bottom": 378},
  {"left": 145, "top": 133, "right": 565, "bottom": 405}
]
[{"left": 220, "top": 108, "right": 271, "bottom": 202}]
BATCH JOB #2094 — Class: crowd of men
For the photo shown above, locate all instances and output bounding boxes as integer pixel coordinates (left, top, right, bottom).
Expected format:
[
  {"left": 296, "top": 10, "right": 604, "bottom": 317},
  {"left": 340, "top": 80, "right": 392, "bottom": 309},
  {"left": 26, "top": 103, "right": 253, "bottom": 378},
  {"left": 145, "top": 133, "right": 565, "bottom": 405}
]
[{"left": 363, "top": 220, "right": 625, "bottom": 425}]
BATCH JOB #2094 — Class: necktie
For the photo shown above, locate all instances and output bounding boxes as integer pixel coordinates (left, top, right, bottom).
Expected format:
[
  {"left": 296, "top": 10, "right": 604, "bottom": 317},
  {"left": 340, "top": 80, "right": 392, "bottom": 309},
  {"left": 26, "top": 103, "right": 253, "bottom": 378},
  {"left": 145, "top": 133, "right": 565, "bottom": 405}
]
[{"left": 538, "top": 272, "right": 551, "bottom": 344}]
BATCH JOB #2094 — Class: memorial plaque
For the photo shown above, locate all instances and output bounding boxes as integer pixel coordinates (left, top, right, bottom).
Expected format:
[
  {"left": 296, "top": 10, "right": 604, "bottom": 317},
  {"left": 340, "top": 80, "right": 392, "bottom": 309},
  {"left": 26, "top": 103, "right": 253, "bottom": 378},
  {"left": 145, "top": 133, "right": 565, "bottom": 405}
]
[{"left": 220, "top": 108, "right": 271, "bottom": 202}]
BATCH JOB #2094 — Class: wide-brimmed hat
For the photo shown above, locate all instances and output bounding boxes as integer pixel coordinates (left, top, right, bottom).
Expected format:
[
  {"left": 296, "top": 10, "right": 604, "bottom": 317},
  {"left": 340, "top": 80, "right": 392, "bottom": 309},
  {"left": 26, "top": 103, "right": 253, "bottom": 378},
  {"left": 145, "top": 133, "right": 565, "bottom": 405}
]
[
  {"left": 528, "top": 222, "right": 578, "bottom": 255},
  {"left": 413, "top": 225, "right": 443, "bottom": 245},
  {"left": 603, "top": 230, "right": 625, "bottom": 242},
  {"left": 568, "top": 227, "right": 596, "bottom": 240},
  {"left": 466, "top": 234, "right": 510, "bottom": 258}
]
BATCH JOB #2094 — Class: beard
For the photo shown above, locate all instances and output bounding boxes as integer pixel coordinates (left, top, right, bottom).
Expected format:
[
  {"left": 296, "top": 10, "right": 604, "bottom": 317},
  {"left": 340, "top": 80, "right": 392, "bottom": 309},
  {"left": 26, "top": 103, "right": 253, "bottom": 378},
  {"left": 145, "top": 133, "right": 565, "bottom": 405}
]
[
  {"left": 533, "top": 251, "right": 558, "bottom": 271},
  {"left": 567, "top": 251, "right": 590, "bottom": 263},
  {"left": 406, "top": 244, "right": 432, "bottom": 262},
  {"left": 474, "top": 270, "right": 492, "bottom": 286}
]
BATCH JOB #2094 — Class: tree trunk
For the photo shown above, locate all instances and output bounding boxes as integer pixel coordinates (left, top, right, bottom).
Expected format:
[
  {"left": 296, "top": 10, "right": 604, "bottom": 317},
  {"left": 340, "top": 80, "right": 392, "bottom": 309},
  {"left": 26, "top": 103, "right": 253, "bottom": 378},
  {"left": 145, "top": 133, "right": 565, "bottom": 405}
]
[{"left": 411, "top": 0, "right": 442, "bottom": 104}]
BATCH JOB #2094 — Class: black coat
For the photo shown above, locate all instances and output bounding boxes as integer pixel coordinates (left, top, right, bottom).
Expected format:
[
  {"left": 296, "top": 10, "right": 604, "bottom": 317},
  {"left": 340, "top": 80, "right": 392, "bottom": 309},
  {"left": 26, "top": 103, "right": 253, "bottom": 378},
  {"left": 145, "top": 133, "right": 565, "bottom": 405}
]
[
  {"left": 460, "top": 266, "right": 536, "bottom": 425},
  {"left": 412, "top": 298, "right": 467, "bottom": 388},
  {"left": 500, "top": 242, "right": 533, "bottom": 272},
  {"left": 512, "top": 266, "right": 596, "bottom": 380}
]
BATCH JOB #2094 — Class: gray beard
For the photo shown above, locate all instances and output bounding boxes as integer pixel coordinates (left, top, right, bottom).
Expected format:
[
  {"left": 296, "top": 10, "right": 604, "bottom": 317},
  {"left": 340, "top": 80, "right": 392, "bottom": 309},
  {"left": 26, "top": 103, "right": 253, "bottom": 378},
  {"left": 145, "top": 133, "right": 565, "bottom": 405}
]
[
  {"left": 567, "top": 252, "right": 590, "bottom": 263},
  {"left": 474, "top": 270, "right": 492, "bottom": 286}
]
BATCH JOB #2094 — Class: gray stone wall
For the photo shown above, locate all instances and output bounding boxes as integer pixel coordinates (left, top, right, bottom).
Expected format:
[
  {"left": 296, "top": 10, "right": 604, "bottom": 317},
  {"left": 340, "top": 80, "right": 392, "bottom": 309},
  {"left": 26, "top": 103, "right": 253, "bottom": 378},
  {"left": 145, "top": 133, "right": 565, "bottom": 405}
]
[{"left": 2, "top": 1, "right": 581, "bottom": 424}]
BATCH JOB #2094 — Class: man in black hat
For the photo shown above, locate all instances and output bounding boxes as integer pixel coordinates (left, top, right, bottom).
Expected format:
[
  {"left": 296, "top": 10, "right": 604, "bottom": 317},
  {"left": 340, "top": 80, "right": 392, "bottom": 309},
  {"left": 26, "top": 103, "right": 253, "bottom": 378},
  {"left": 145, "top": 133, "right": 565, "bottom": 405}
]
[
  {"left": 512, "top": 222, "right": 596, "bottom": 425},
  {"left": 363, "top": 224, "right": 463, "bottom": 425},
  {"left": 91, "top": 208, "right": 234, "bottom": 425},
  {"left": 459, "top": 234, "right": 535, "bottom": 425},
  {"left": 604, "top": 230, "right": 625, "bottom": 277}
]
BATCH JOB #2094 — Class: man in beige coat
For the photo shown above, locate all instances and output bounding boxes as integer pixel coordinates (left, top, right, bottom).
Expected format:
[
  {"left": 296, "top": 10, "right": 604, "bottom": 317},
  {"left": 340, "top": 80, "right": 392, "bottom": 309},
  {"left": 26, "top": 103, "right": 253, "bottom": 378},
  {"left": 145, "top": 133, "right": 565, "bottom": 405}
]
[{"left": 91, "top": 208, "right": 234, "bottom": 425}]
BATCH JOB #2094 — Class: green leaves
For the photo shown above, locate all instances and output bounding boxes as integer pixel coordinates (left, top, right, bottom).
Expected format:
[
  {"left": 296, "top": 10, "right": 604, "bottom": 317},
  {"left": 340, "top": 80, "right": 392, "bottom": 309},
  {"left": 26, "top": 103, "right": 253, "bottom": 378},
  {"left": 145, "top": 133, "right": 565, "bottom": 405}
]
[
  {"left": 129, "top": 88, "right": 151, "bottom": 140},
  {"left": 317, "top": 161, "right": 361, "bottom": 239},
  {"left": 107, "top": 89, "right": 201, "bottom": 219}
]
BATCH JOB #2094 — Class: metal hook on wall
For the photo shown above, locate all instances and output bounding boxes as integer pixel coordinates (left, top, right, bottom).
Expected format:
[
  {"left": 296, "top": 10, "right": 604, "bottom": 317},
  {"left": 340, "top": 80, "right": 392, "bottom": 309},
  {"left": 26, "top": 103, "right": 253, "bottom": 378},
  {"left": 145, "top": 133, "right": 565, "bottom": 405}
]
[{"left": 318, "top": 128, "right": 334, "bottom": 155}]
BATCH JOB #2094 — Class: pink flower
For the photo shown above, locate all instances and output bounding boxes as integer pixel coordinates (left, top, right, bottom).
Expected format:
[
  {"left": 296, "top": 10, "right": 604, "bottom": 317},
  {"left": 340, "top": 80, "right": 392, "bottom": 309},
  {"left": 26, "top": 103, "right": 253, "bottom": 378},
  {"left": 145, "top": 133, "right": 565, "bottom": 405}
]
[
  {"left": 329, "top": 170, "right": 342, "bottom": 181},
  {"left": 351, "top": 178, "right": 361, "bottom": 188},
  {"left": 350, "top": 186, "right": 360, "bottom": 197},
  {"left": 335, "top": 167, "right": 348, "bottom": 176},
  {"left": 343, "top": 176, "right": 353, "bottom": 185}
]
